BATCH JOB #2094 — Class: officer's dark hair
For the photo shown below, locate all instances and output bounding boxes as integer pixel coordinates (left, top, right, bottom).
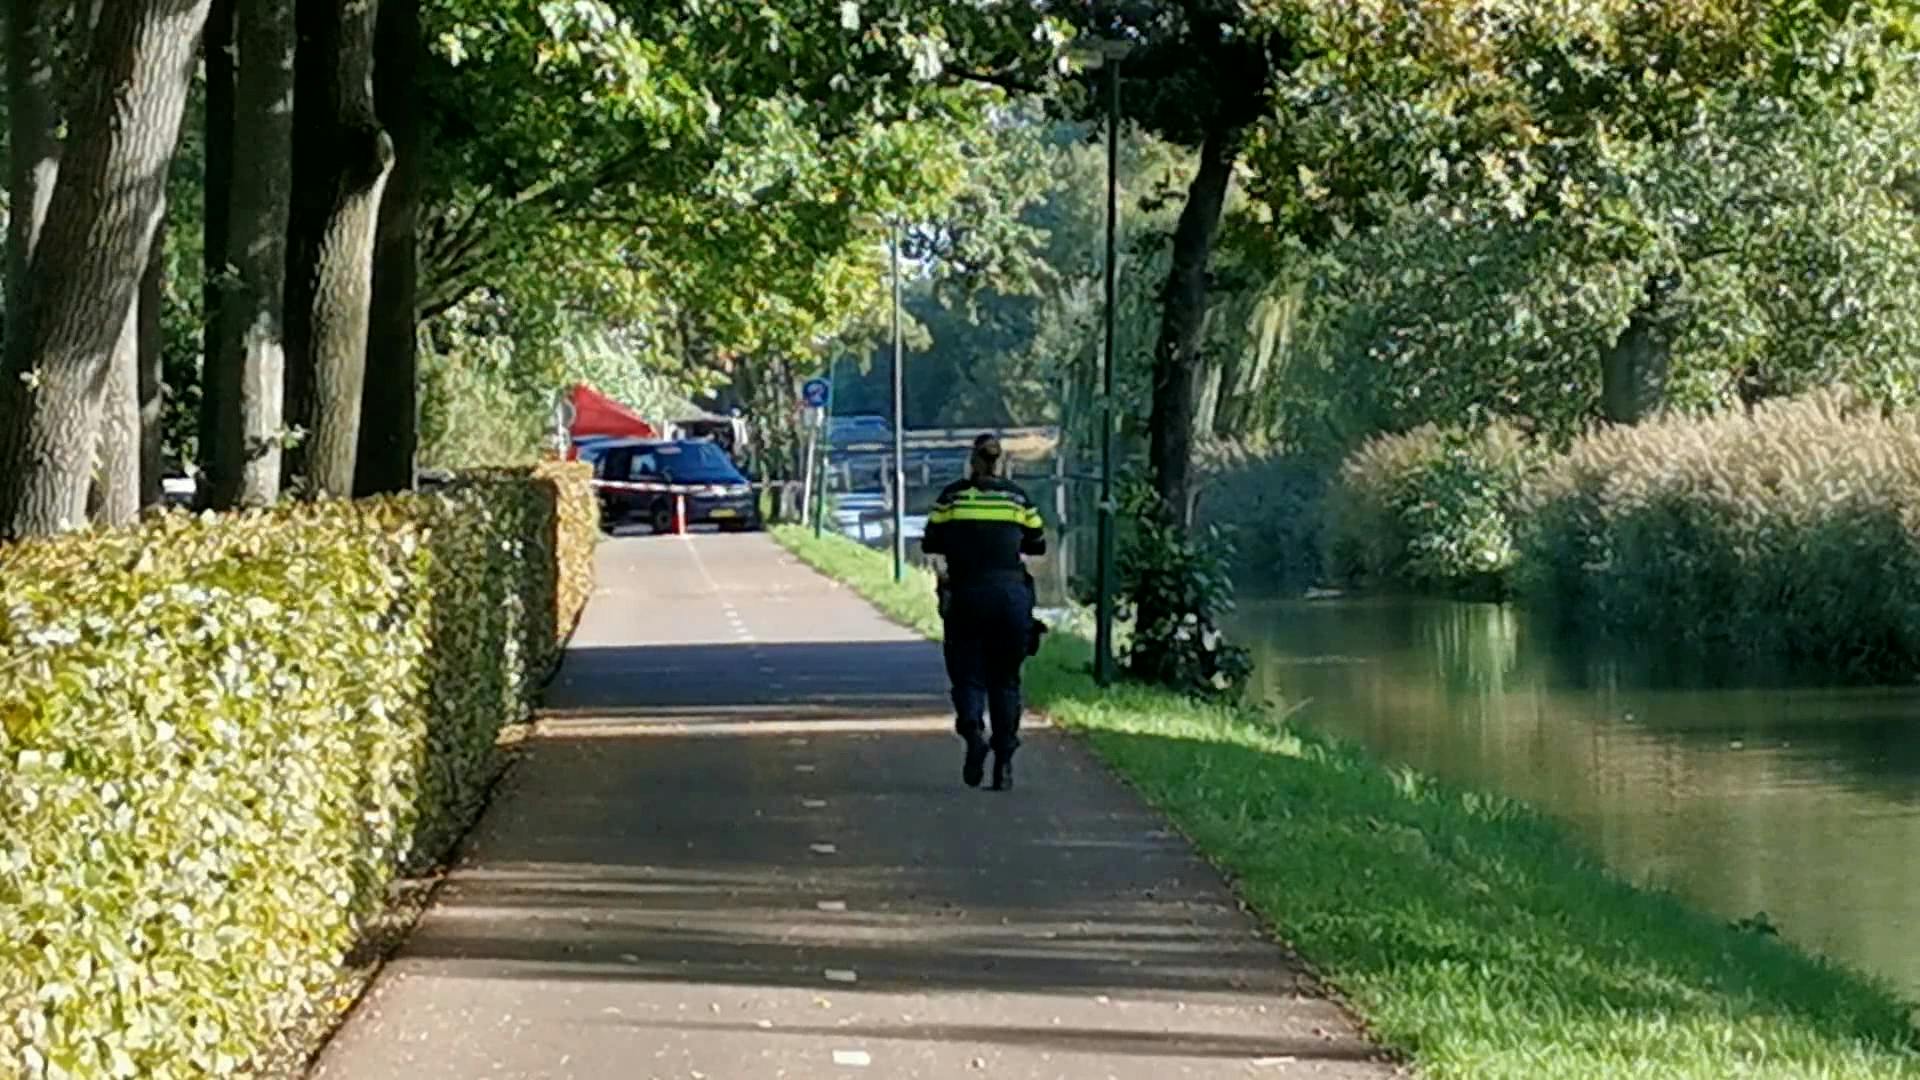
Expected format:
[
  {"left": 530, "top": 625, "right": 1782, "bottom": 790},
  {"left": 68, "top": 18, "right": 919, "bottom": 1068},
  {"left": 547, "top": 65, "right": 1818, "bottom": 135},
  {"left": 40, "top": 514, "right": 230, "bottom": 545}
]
[{"left": 969, "top": 433, "right": 1003, "bottom": 479}]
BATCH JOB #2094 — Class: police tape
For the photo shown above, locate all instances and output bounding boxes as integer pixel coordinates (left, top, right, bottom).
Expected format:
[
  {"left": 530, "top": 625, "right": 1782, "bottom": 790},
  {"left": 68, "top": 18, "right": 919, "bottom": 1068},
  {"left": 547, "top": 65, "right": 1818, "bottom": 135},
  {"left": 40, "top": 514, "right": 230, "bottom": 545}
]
[{"left": 590, "top": 478, "right": 748, "bottom": 496}]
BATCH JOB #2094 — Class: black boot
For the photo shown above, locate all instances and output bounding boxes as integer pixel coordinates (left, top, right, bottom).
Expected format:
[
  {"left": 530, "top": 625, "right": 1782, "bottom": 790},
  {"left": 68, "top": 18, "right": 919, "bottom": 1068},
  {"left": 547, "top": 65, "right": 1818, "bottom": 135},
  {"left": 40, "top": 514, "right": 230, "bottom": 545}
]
[
  {"left": 991, "top": 751, "right": 1014, "bottom": 792},
  {"left": 962, "top": 738, "right": 989, "bottom": 789}
]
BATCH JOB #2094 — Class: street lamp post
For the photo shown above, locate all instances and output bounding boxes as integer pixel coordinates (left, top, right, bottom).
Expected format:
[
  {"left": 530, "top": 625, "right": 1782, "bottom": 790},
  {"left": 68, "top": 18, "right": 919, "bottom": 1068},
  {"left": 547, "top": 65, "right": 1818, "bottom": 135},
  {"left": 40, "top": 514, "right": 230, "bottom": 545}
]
[
  {"left": 889, "top": 220, "right": 907, "bottom": 583},
  {"left": 1092, "top": 40, "right": 1128, "bottom": 687}
]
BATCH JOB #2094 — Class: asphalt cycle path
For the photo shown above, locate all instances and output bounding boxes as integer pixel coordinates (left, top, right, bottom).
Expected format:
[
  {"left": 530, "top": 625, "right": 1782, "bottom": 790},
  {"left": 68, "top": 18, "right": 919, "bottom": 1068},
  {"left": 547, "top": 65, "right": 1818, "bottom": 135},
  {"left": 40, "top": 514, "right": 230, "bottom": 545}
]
[{"left": 311, "top": 533, "right": 1397, "bottom": 1079}]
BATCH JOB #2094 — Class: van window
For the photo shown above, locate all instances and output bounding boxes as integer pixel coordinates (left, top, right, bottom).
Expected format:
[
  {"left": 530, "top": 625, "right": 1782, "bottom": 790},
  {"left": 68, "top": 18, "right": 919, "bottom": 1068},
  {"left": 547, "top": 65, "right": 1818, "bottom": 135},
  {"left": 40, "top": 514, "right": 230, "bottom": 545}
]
[{"left": 629, "top": 452, "right": 659, "bottom": 480}]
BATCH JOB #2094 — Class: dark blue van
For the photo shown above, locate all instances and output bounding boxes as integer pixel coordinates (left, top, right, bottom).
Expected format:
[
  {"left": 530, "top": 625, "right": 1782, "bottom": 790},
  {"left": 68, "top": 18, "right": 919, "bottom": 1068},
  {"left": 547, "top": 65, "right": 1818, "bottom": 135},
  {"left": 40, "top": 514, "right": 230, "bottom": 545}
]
[{"left": 593, "top": 439, "right": 761, "bottom": 534}]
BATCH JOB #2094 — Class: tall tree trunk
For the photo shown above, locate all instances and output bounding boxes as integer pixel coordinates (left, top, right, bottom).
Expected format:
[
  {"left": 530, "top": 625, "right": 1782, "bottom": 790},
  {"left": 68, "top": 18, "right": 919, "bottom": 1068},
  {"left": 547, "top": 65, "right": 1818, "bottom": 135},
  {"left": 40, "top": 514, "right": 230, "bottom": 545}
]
[
  {"left": 0, "top": 0, "right": 213, "bottom": 539},
  {"left": 1213, "top": 338, "right": 1267, "bottom": 439},
  {"left": 284, "top": 0, "right": 393, "bottom": 497},
  {"left": 196, "top": 0, "right": 234, "bottom": 492},
  {"left": 138, "top": 213, "right": 167, "bottom": 508},
  {"left": 1192, "top": 351, "right": 1222, "bottom": 442},
  {"left": 1146, "top": 126, "right": 1238, "bottom": 527},
  {"left": 206, "top": 0, "right": 295, "bottom": 509},
  {"left": 354, "top": 0, "right": 422, "bottom": 496},
  {"left": 1127, "top": 126, "right": 1240, "bottom": 684},
  {"left": 4, "top": 0, "right": 67, "bottom": 381},
  {"left": 4, "top": 0, "right": 64, "bottom": 268},
  {"left": 94, "top": 296, "right": 142, "bottom": 525},
  {"left": 1602, "top": 273, "right": 1678, "bottom": 424}
]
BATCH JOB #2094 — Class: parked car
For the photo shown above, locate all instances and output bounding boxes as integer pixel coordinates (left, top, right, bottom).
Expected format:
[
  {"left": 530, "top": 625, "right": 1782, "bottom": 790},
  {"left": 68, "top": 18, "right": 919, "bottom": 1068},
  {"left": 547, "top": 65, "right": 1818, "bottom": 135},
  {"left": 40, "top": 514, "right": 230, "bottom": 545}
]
[
  {"left": 827, "top": 414, "right": 891, "bottom": 448},
  {"left": 593, "top": 438, "right": 761, "bottom": 534}
]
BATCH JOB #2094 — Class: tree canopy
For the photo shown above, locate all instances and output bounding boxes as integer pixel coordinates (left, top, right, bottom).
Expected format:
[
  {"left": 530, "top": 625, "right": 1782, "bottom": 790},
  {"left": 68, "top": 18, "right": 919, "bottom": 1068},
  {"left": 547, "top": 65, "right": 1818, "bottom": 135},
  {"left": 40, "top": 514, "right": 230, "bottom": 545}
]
[{"left": 4, "top": 0, "right": 1918, "bottom": 538}]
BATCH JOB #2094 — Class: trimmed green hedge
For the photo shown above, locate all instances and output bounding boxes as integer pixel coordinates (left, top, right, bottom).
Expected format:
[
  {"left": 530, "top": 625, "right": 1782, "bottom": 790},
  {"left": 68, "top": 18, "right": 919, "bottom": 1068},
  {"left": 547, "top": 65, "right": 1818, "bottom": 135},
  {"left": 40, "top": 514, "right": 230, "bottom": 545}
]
[
  {"left": 439, "top": 463, "right": 599, "bottom": 702},
  {"left": 0, "top": 463, "right": 595, "bottom": 1078}
]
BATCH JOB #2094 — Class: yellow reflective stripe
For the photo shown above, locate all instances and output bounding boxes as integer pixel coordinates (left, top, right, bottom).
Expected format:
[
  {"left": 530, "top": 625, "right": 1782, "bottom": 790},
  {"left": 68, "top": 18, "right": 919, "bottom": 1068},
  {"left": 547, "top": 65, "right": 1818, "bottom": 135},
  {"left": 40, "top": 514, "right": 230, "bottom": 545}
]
[
  {"left": 928, "top": 504, "right": 1034, "bottom": 525},
  {"left": 929, "top": 486, "right": 1041, "bottom": 528}
]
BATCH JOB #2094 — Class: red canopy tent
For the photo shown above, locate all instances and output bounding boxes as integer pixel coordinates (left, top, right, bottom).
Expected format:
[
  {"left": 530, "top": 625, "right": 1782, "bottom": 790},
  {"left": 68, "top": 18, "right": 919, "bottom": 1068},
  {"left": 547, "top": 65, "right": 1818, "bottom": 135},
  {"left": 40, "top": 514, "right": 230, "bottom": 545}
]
[{"left": 565, "top": 383, "right": 656, "bottom": 458}]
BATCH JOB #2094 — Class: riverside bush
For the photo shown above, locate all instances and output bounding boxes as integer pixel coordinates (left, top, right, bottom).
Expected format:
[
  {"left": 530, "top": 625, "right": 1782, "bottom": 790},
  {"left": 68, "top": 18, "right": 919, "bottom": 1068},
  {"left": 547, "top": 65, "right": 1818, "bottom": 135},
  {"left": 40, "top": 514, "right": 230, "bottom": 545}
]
[
  {"left": 1324, "top": 421, "right": 1541, "bottom": 597},
  {"left": 1116, "top": 481, "right": 1253, "bottom": 697},
  {"left": 0, "top": 463, "right": 594, "bottom": 1078},
  {"left": 1515, "top": 390, "right": 1920, "bottom": 676},
  {"left": 1194, "top": 441, "right": 1334, "bottom": 591}
]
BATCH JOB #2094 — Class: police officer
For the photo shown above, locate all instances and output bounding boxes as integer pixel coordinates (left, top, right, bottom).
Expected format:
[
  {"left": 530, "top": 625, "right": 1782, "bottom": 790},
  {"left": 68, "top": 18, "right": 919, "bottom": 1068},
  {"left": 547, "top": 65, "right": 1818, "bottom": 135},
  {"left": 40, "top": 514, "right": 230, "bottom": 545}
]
[{"left": 921, "top": 434, "right": 1045, "bottom": 791}]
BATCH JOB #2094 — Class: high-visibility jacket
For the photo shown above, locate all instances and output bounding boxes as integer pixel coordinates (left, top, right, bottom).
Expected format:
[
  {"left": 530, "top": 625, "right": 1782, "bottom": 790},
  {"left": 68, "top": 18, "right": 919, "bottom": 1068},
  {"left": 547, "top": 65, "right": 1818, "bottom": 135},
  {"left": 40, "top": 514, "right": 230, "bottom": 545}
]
[{"left": 921, "top": 476, "right": 1046, "bottom": 586}]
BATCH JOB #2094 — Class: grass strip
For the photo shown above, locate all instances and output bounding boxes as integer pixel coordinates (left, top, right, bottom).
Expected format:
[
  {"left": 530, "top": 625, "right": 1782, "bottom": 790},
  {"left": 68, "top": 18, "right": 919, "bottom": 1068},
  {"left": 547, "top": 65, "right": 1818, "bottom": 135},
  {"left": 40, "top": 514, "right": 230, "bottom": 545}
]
[{"left": 772, "top": 525, "right": 1920, "bottom": 1079}]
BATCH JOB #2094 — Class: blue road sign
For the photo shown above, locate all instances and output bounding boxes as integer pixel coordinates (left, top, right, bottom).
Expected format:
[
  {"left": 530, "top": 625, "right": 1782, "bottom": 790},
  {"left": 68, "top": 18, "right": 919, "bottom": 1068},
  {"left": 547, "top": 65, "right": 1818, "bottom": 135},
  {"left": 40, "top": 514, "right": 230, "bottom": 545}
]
[{"left": 802, "top": 378, "right": 831, "bottom": 408}]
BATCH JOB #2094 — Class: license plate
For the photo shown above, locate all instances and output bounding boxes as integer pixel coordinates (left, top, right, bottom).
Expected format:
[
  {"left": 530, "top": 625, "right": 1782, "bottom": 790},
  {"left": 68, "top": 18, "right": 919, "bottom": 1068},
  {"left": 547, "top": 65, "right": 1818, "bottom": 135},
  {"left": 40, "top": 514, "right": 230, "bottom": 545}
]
[{"left": 710, "top": 508, "right": 736, "bottom": 518}]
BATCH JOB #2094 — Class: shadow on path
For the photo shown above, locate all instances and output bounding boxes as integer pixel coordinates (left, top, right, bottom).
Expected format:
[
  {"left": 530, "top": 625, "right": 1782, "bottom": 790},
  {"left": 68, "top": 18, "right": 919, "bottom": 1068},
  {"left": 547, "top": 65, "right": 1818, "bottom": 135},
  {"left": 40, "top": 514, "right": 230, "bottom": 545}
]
[
  {"left": 543, "top": 641, "right": 951, "bottom": 716},
  {"left": 310, "top": 536, "right": 1395, "bottom": 1079}
]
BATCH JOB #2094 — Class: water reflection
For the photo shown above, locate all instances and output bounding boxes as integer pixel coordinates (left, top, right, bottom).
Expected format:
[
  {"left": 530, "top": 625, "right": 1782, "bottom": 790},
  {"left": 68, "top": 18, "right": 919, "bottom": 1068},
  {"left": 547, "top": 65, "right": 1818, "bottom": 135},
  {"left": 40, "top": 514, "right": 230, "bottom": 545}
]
[{"left": 1233, "top": 597, "right": 1920, "bottom": 998}]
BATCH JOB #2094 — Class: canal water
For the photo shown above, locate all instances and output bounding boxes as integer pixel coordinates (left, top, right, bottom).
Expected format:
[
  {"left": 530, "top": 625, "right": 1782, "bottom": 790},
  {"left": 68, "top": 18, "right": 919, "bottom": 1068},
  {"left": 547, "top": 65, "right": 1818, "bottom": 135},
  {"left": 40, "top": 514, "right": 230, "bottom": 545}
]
[{"left": 1230, "top": 596, "right": 1920, "bottom": 999}]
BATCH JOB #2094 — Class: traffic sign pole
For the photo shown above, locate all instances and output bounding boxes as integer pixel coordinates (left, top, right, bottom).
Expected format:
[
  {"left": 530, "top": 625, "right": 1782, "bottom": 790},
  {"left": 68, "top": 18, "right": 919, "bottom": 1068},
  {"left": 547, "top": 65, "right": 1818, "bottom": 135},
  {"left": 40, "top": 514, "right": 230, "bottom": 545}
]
[
  {"left": 800, "top": 405, "right": 822, "bottom": 528},
  {"left": 813, "top": 369, "right": 834, "bottom": 539},
  {"left": 799, "top": 378, "right": 832, "bottom": 528}
]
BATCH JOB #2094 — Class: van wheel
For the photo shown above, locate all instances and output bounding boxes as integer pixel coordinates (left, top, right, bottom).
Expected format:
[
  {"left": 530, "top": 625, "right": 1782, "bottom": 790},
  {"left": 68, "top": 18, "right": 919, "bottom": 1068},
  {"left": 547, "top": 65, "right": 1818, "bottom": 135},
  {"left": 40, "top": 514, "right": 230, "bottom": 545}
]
[{"left": 650, "top": 505, "right": 674, "bottom": 535}]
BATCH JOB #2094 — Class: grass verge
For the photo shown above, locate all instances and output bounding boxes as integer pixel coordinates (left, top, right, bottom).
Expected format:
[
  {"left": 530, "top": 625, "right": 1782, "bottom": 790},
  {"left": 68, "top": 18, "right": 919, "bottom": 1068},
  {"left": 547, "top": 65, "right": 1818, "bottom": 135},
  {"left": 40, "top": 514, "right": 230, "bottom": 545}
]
[{"left": 772, "top": 525, "right": 1920, "bottom": 1079}]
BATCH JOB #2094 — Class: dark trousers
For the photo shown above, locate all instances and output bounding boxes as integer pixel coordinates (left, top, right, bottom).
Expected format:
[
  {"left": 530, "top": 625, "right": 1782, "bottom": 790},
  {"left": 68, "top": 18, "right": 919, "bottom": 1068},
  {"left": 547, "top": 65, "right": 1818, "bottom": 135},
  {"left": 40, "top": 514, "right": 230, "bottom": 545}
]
[{"left": 941, "top": 577, "right": 1034, "bottom": 754}]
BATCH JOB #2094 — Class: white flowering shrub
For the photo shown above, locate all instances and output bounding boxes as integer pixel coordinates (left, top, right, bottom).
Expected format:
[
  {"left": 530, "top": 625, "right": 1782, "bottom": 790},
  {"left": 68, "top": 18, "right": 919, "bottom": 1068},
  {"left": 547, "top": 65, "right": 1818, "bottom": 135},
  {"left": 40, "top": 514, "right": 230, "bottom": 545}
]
[{"left": 1116, "top": 480, "right": 1253, "bottom": 698}]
